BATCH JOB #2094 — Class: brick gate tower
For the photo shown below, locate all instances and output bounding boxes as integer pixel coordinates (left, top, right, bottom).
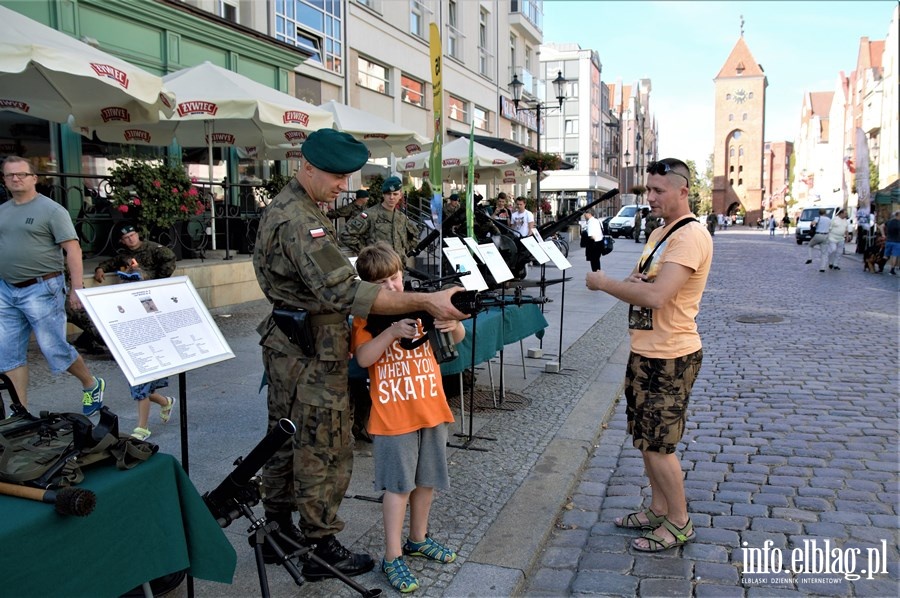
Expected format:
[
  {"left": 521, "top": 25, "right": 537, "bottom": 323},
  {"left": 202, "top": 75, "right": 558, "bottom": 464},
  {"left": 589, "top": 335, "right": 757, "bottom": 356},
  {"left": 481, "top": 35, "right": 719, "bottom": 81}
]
[{"left": 712, "top": 33, "right": 768, "bottom": 224}]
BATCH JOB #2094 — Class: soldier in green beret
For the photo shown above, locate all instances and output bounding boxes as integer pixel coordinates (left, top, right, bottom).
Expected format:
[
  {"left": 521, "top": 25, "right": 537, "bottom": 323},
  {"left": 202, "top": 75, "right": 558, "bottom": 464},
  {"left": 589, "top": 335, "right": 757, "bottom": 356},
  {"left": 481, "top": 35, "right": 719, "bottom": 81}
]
[
  {"left": 339, "top": 176, "right": 419, "bottom": 257},
  {"left": 326, "top": 188, "right": 370, "bottom": 221},
  {"left": 444, "top": 193, "right": 461, "bottom": 217},
  {"left": 253, "top": 128, "right": 466, "bottom": 581}
]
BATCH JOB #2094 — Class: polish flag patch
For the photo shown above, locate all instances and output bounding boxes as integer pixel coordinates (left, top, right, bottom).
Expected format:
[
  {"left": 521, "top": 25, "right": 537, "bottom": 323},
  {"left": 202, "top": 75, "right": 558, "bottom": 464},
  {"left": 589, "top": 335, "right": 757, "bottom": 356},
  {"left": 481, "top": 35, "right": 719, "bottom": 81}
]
[
  {"left": 359, "top": 212, "right": 368, "bottom": 219},
  {"left": 310, "top": 228, "right": 326, "bottom": 238}
]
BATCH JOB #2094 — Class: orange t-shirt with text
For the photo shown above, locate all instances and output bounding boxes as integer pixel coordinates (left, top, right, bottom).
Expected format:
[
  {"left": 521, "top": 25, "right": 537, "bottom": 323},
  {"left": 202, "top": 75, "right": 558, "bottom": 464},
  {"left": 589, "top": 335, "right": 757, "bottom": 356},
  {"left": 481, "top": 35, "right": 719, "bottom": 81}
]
[{"left": 351, "top": 318, "right": 455, "bottom": 436}]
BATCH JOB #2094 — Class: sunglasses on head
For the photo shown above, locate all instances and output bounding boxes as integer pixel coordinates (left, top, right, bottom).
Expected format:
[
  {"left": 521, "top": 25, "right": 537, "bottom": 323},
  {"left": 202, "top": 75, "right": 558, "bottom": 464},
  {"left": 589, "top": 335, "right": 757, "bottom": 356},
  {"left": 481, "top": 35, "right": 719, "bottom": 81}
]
[{"left": 647, "top": 161, "right": 690, "bottom": 184}]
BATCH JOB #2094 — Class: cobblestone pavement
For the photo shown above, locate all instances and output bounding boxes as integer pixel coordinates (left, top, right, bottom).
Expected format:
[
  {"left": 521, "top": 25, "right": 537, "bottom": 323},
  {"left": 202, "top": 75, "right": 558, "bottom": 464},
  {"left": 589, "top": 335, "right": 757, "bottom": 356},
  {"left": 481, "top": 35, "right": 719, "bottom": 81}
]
[{"left": 525, "top": 230, "right": 900, "bottom": 597}]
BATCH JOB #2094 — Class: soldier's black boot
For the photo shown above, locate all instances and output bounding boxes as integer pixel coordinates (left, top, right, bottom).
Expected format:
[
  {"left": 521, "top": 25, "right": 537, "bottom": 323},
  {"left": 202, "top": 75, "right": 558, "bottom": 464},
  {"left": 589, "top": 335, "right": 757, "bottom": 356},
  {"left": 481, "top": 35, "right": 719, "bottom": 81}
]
[
  {"left": 302, "top": 535, "right": 375, "bottom": 581},
  {"left": 256, "top": 512, "right": 305, "bottom": 565}
]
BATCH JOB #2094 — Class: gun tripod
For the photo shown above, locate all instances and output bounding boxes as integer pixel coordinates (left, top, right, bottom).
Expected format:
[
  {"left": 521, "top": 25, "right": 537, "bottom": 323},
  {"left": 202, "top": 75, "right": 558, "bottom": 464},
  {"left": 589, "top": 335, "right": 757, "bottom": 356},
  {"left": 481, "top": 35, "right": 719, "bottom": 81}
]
[
  {"left": 202, "top": 419, "right": 381, "bottom": 597},
  {"left": 237, "top": 499, "right": 381, "bottom": 598}
]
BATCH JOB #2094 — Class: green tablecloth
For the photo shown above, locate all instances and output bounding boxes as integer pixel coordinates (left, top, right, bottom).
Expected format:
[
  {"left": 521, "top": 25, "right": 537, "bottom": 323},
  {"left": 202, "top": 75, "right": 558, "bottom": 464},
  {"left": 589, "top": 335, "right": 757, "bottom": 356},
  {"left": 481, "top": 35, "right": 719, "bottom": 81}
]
[
  {"left": 0, "top": 452, "right": 236, "bottom": 597},
  {"left": 440, "top": 302, "right": 548, "bottom": 376}
]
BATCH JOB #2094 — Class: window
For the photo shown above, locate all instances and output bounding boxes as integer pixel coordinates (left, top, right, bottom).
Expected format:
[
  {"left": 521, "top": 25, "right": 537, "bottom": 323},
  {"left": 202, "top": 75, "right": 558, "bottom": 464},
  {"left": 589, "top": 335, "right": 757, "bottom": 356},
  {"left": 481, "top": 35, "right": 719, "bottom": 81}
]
[
  {"left": 449, "top": 95, "right": 468, "bottom": 123},
  {"left": 401, "top": 74, "right": 424, "bottom": 107},
  {"left": 448, "top": 0, "right": 462, "bottom": 59},
  {"left": 564, "top": 119, "right": 579, "bottom": 135},
  {"left": 219, "top": 0, "right": 237, "bottom": 22},
  {"left": 728, "top": 113, "right": 734, "bottom": 121},
  {"left": 473, "top": 105, "right": 488, "bottom": 130},
  {"left": 730, "top": 147, "right": 735, "bottom": 157},
  {"left": 478, "top": 8, "right": 491, "bottom": 76},
  {"left": 525, "top": 45, "right": 532, "bottom": 72},
  {"left": 749, "top": 91, "right": 754, "bottom": 99},
  {"left": 742, "top": 113, "right": 748, "bottom": 121},
  {"left": 410, "top": 0, "right": 425, "bottom": 38},
  {"left": 510, "top": 34, "right": 517, "bottom": 74},
  {"left": 275, "top": 0, "right": 343, "bottom": 74},
  {"left": 739, "top": 146, "right": 744, "bottom": 156},
  {"left": 733, "top": 131, "right": 742, "bottom": 140},
  {"left": 358, "top": 56, "right": 390, "bottom": 95},
  {"left": 564, "top": 153, "right": 579, "bottom": 169},
  {"left": 726, "top": 93, "right": 731, "bottom": 100}
]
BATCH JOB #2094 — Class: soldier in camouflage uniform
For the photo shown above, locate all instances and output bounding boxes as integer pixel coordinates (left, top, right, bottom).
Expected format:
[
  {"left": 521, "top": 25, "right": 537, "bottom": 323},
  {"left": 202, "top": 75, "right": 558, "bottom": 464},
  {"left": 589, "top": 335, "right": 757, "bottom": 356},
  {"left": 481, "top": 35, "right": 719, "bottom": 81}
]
[
  {"left": 252, "top": 129, "right": 466, "bottom": 580},
  {"left": 68, "top": 224, "right": 176, "bottom": 353},
  {"left": 339, "top": 176, "right": 418, "bottom": 257},
  {"left": 326, "top": 188, "right": 369, "bottom": 221}
]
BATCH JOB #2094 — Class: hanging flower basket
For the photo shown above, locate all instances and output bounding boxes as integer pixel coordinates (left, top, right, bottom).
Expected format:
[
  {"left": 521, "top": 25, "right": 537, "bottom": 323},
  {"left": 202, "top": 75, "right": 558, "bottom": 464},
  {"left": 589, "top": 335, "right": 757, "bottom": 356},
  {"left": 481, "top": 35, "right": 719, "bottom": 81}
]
[{"left": 519, "top": 150, "right": 562, "bottom": 173}]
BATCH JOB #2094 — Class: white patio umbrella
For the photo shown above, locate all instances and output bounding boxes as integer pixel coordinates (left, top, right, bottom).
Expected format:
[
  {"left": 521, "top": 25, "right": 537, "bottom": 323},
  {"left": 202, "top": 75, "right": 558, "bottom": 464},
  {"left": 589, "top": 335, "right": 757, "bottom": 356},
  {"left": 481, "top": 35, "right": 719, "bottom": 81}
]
[
  {"left": 0, "top": 5, "right": 173, "bottom": 126},
  {"left": 397, "top": 137, "right": 524, "bottom": 181},
  {"left": 318, "top": 100, "right": 426, "bottom": 159},
  {"left": 79, "top": 61, "right": 333, "bottom": 248}
]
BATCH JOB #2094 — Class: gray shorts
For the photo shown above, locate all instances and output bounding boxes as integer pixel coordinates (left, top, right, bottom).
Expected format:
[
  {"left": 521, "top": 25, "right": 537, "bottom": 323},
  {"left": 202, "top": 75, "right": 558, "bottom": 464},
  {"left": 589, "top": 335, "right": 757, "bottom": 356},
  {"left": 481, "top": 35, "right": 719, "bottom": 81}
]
[{"left": 372, "top": 424, "right": 450, "bottom": 494}]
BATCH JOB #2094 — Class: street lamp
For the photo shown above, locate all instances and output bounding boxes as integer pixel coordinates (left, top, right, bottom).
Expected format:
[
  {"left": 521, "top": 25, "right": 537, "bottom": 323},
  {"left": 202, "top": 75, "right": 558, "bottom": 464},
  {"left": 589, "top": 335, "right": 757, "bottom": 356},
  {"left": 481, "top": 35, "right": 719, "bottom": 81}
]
[
  {"left": 509, "top": 69, "right": 567, "bottom": 227},
  {"left": 623, "top": 150, "right": 631, "bottom": 193}
]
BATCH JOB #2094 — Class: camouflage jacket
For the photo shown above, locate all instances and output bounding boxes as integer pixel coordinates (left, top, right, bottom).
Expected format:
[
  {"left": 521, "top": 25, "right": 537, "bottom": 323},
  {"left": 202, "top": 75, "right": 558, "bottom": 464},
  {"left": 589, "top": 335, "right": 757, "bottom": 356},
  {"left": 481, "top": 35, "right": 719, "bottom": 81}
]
[
  {"left": 326, "top": 200, "right": 366, "bottom": 221},
  {"left": 339, "top": 203, "right": 419, "bottom": 256},
  {"left": 253, "top": 177, "right": 379, "bottom": 362},
  {"left": 96, "top": 241, "right": 176, "bottom": 280}
]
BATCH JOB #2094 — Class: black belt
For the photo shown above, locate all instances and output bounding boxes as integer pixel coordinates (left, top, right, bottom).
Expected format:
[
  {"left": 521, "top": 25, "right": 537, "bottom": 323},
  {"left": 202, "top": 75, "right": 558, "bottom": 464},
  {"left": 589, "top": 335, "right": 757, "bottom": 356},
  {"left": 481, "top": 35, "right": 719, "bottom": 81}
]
[{"left": 10, "top": 272, "right": 63, "bottom": 288}]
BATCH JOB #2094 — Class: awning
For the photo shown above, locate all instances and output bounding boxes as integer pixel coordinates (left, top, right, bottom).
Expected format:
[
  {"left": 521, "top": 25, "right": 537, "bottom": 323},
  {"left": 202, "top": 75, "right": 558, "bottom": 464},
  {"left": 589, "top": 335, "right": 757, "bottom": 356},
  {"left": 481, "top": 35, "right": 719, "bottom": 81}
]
[
  {"left": 873, "top": 179, "right": 900, "bottom": 205},
  {"left": 445, "top": 131, "right": 574, "bottom": 169}
]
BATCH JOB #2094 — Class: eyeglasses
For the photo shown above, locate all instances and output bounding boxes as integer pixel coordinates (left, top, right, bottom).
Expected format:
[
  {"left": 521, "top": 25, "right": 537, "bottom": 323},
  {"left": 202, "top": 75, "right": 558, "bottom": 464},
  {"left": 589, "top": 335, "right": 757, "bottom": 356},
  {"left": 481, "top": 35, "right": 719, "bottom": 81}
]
[
  {"left": 646, "top": 161, "right": 690, "bottom": 185},
  {"left": 3, "top": 172, "right": 34, "bottom": 180}
]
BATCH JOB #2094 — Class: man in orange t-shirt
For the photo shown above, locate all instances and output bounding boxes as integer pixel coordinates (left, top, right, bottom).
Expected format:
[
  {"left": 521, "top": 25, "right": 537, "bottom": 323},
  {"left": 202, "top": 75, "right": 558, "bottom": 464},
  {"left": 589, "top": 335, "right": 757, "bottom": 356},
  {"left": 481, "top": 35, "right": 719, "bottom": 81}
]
[
  {"left": 586, "top": 158, "right": 712, "bottom": 554},
  {"left": 350, "top": 242, "right": 465, "bottom": 592}
]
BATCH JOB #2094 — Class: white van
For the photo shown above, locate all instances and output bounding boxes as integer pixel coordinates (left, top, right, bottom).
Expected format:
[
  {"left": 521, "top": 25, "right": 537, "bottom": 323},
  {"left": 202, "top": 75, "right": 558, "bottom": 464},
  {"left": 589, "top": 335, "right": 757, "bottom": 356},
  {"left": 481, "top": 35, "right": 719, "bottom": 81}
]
[
  {"left": 795, "top": 205, "right": 840, "bottom": 245},
  {"left": 607, "top": 204, "right": 647, "bottom": 238}
]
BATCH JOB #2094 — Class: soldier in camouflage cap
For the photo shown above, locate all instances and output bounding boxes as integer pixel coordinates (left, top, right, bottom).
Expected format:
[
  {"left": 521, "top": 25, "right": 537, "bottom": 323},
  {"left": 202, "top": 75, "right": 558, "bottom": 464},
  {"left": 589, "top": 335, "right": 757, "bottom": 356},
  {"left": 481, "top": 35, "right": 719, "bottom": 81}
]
[
  {"left": 326, "top": 188, "right": 370, "bottom": 221},
  {"left": 339, "top": 175, "right": 419, "bottom": 257},
  {"left": 253, "top": 128, "right": 466, "bottom": 580}
]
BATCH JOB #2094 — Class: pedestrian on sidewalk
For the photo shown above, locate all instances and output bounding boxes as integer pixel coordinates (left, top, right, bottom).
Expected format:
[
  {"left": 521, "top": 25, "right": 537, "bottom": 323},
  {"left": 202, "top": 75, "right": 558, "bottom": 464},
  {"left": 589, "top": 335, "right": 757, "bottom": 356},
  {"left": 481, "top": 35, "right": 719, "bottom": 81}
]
[
  {"left": 351, "top": 242, "right": 464, "bottom": 593},
  {"left": 806, "top": 208, "right": 831, "bottom": 272},
  {"left": 826, "top": 208, "right": 849, "bottom": 270},
  {"left": 0, "top": 156, "right": 105, "bottom": 414},
  {"left": 253, "top": 128, "right": 467, "bottom": 581},
  {"left": 582, "top": 210, "right": 605, "bottom": 272},
  {"left": 585, "top": 157, "right": 712, "bottom": 552},
  {"left": 781, "top": 213, "right": 791, "bottom": 238},
  {"left": 883, "top": 210, "right": 900, "bottom": 275},
  {"left": 767, "top": 215, "right": 777, "bottom": 237}
]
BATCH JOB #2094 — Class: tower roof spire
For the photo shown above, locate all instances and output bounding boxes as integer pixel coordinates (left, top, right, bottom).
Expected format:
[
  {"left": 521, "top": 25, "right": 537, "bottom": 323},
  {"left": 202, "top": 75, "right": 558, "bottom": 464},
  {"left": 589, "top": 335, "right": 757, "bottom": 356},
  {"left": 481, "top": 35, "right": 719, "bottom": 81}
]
[{"left": 740, "top": 14, "right": 745, "bottom": 37}]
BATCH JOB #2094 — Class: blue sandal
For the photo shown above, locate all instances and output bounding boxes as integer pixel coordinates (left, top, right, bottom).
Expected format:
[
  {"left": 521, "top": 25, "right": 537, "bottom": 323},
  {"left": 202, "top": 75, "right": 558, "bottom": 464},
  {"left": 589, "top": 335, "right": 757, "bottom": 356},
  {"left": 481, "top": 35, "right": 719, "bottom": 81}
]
[
  {"left": 382, "top": 557, "right": 419, "bottom": 593},
  {"left": 403, "top": 535, "right": 457, "bottom": 563}
]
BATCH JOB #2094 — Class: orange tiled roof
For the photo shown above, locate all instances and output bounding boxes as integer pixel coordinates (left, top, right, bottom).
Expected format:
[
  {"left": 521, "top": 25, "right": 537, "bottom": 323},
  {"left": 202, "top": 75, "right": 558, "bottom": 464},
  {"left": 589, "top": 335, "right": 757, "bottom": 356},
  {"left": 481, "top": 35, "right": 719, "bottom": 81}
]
[{"left": 716, "top": 37, "right": 766, "bottom": 79}]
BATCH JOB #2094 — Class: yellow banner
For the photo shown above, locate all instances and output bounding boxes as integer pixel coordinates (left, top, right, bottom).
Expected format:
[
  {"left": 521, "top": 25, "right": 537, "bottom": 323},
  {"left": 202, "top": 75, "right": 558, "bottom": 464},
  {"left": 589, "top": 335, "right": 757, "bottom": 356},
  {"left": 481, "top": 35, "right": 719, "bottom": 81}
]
[{"left": 428, "top": 22, "right": 443, "bottom": 225}]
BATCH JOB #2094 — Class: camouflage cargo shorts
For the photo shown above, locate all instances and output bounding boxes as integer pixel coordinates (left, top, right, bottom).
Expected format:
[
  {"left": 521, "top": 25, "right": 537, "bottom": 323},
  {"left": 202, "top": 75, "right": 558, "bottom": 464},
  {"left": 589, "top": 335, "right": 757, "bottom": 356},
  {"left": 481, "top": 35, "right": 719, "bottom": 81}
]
[{"left": 624, "top": 349, "right": 703, "bottom": 454}]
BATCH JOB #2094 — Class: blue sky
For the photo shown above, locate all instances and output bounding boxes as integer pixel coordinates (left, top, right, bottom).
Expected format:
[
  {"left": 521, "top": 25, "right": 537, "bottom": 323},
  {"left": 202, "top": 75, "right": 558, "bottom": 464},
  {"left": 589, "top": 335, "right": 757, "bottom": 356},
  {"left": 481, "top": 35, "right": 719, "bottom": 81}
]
[{"left": 542, "top": 0, "right": 896, "bottom": 171}]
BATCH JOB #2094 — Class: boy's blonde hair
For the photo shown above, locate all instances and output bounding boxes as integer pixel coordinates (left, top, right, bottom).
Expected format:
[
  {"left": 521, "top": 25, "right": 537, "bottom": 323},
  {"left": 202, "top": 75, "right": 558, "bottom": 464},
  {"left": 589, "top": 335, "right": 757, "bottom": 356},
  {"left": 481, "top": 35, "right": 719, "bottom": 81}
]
[{"left": 355, "top": 241, "right": 404, "bottom": 282}]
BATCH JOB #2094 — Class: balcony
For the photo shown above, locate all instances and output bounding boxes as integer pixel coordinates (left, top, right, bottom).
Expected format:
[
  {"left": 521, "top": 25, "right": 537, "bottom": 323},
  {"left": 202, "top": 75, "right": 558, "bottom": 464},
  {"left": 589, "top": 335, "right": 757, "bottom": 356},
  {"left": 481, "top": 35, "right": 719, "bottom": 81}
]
[
  {"left": 515, "top": 67, "right": 544, "bottom": 102},
  {"left": 509, "top": 0, "right": 543, "bottom": 44}
]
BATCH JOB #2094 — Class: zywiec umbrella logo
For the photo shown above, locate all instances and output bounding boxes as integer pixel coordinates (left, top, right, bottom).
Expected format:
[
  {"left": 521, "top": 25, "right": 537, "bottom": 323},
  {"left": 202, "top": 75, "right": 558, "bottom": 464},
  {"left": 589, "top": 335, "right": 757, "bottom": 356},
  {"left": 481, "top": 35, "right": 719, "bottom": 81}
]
[
  {"left": 285, "top": 150, "right": 303, "bottom": 159},
  {"left": 405, "top": 162, "right": 416, "bottom": 169},
  {"left": 492, "top": 159, "right": 507, "bottom": 164},
  {"left": 205, "top": 133, "right": 236, "bottom": 145},
  {"left": 90, "top": 63, "right": 130, "bottom": 89},
  {"left": 177, "top": 101, "right": 219, "bottom": 117},
  {"left": 364, "top": 133, "right": 389, "bottom": 139},
  {"left": 123, "top": 130, "right": 152, "bottom": 143},
  {"left": 101, "top": 107, "right": 131, "bottom": 123},
  {"left": 159, "top": 93, "right": 173, "bottom": 110},
  {"left": 0, "top": 99, "right": 29, "bottom": 113},
  {"left": 282, "top": 111, "right": 310, "bottom": 126},
  {"left": 444, "top": 158, "right": 461, "bottom": 166},
  {"left": 284, "top": 131, "right": 308, "bottom": 144},
  {"left": 406, "top": 143, "right": 422, "bottom": 153}
]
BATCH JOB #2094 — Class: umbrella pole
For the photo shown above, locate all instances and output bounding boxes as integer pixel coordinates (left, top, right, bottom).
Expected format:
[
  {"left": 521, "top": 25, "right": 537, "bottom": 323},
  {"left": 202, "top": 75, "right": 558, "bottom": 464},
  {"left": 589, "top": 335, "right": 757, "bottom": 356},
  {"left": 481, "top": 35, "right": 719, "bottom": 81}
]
[{"left": 207, "top": 120, "right": 218, "bottom": 251}]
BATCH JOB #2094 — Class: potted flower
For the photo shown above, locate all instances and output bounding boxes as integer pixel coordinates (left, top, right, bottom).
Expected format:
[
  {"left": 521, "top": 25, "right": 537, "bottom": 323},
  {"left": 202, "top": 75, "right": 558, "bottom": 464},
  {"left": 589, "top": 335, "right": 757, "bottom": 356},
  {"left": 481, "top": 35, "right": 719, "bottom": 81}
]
[{"left": 108, "top": 159, "right": 206, "bottom": 237}]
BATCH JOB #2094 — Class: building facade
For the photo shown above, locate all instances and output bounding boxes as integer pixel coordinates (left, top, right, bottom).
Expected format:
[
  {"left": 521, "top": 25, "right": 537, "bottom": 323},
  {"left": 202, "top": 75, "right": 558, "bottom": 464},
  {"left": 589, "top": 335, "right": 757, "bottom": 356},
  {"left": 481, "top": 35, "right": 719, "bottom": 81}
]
[{"left": 712, "top": 35, "right": 767, "bottom": 224}]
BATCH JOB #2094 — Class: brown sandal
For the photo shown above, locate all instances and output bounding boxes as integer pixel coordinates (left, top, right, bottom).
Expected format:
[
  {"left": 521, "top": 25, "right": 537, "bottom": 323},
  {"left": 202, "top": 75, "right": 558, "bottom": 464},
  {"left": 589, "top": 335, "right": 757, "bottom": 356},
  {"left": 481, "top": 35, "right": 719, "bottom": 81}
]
[{"left": 614, "top": 508, "right": 665, "bottom": 530}]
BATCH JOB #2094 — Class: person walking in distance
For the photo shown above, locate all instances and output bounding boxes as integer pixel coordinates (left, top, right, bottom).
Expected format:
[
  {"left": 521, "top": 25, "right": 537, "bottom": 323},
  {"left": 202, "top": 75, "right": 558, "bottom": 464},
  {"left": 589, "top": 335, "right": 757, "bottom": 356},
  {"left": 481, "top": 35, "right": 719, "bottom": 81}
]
[
  {"left": 826, "top": 208, "right": 849, "bottom": 270},
  {"left": 805, "top": 208, "right": 831, "bottom": 272},
  {"left": 351, "top": 242, "right": 464, "bottom": 592},
  {"left": 0, "top": 156, "right": 105, "bottom": 413},
  {"left": 253, "top": 129, "right": 466, "bottom": 580},
  {"left": 582, "top": 209, "right": 605, "bottom": 272},
  {"left": 586, "top": 158, "right": 712, "bottom": 552}
]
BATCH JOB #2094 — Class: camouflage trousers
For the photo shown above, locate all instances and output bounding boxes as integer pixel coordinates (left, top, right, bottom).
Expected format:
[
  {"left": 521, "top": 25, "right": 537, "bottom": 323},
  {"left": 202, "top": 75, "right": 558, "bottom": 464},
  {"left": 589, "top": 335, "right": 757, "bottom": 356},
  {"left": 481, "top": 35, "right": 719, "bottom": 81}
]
[
  {"left": 65, "top": 303, "right": 100, "bottom": 338},
  {"left": 260, "top": 347, "right": 353, "bottom": 539},
  {"left": 624, "top": 349, "right": 703, "bottom": 455}
]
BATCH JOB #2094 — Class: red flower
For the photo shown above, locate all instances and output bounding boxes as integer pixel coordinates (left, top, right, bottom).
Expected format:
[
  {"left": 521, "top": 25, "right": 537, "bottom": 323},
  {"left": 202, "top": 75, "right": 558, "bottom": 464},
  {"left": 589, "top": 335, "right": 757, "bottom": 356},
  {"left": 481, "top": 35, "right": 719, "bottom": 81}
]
[
  {"left": 188, "top": 187, "right": 198, "bottom": 197},
  {"left": 153, "top": 180, "right": 161, "bottom": 188},
  {"left": 195, "top": 206, "right": 205, "bottom": 215},
  {"left": 171, "top": 187, "right": 179, "bottom": 194},
  {"left": 117, "top": 204, "right": 130, "bottom": 214},
  {"left": 132, "top": 198, "right": 142, "bottom": 207},
  {"left": 179, "top": 204, "right": 189, "bottom": 213}
]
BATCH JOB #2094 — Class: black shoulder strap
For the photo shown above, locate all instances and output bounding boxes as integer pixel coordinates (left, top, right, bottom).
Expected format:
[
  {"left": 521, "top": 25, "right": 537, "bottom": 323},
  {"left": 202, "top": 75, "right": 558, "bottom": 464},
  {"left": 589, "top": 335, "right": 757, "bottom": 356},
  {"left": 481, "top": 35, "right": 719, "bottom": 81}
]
[{"left": 638, "top": 217, "right": 699, "bottom": 274}]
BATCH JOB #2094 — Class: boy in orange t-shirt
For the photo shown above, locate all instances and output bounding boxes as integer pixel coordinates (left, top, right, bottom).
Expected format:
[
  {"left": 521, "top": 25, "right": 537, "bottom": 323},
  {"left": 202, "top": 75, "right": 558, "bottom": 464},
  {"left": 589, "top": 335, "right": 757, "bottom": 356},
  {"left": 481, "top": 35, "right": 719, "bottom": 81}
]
[{"left": 351, "top": 242, "right": 465, "bottom": 593}]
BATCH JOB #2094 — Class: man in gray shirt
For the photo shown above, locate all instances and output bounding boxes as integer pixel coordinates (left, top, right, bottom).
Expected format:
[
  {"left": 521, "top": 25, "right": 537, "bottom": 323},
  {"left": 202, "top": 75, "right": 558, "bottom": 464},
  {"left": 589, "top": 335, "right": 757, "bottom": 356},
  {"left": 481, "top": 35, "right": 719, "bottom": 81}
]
[{"left": 0, "top": 156, "right": 105, "bottom": 413}]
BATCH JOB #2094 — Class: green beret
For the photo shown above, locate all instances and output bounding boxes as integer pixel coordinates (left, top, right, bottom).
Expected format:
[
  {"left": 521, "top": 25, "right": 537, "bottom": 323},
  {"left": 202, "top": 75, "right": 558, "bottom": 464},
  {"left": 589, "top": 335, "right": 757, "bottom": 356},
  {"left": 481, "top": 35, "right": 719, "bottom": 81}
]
[
  {"left": 449, "top": 193, "right": 459, "bottom": 202},
  {"left": 301, "top": 128, "right": 368, "bottom": 174},
  {"left": 356, "top": 189, "right": 370, "bottom": 200},
  {"left": 382, "top": 176, "right": 402, "bottom": 193}
]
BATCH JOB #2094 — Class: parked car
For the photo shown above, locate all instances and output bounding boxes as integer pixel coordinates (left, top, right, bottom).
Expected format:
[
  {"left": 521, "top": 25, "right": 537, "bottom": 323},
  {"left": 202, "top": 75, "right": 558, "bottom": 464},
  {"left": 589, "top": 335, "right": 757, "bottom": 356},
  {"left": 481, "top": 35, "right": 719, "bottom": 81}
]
[{"left": 607, "top": 204, "right": 645, "bottom": 238}]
